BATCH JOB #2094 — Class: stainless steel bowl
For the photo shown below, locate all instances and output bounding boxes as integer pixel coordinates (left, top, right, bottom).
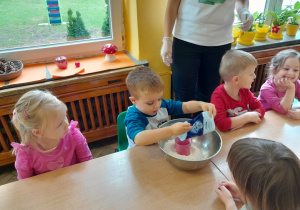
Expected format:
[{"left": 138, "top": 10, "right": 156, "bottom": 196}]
[{"left": 158, "top": 118, "right": 222, "bottom": 170}]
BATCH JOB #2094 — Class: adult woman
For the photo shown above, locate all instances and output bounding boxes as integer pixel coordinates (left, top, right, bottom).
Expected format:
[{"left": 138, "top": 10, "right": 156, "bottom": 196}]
[{"left": 161, "top": 0, "right": 253, "bottom": 104}]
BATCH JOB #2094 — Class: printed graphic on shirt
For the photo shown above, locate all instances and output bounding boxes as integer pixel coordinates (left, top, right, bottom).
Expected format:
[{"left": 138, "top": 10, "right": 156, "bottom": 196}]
[
  {"left": 157, "top": 120, "right": 168, "bottom": 128},
  {"left": 198, "top": 0, "right": 226, "bottom": 5},
  {"left": 47, "top": 156, "right": 64, "bottom": 170},
  {"left": 227, "top": 105, "right": 251, "bottom": 117}
]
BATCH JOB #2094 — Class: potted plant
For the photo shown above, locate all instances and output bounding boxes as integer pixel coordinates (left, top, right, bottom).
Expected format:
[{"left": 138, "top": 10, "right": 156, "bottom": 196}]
[
  {"left": 237, "top": 17, "right": 257, "bottom": 45},
  {"left": 266, "top": 6, "right": 293, "bottom": 39},
  {"left": 253, "top": 12, "right": 270, "bottom": 41},
  {"left": 232, "top": 27, "right": 240, "bottom": 46},
  {"left": 286, "top": 1, "right": 300, "bottom": 36}
]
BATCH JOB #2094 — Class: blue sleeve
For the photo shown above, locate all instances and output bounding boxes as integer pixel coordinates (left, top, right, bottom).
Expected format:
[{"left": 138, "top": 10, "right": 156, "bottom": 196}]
[
  {"left": 124, "top": 107, "right": 149, "bottom": 142},
  {"left": 161, "top": 99, "right": 183, "bottom": 115}
]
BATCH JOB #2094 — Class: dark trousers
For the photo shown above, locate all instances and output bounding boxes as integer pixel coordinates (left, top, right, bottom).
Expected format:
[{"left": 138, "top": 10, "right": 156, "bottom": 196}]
[{"left": 171, "top": 37, "right": 231, "bottom": 118}]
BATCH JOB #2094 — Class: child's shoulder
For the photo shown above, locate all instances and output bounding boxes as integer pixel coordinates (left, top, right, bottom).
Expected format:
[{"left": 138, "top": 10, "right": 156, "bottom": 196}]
[{"left": 125, "top": 106, "right": 146, "bottom": 120}]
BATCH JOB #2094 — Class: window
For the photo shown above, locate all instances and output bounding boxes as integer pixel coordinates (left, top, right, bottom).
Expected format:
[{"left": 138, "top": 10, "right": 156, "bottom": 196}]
[
  {"left": 234, "top": 0, "right": 294, "bottom": 24},
  {"left": 0, "top": 0, "right": 123, "bottom": 64}
]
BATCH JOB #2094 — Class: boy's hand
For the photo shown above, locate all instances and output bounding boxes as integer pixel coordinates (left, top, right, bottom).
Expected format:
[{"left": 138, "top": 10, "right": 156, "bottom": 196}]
[
  {"left": 170, "top": 122, "right": 193, "bottom": 136},
  {"left": 199, "top": 102, "right": 217, "bottom": 117},
  {"left": 246, "top": 111, "right": 261, "bottom": 123},
  {"left": 287, "top": 109, "right": 300, "bottom": 120}
]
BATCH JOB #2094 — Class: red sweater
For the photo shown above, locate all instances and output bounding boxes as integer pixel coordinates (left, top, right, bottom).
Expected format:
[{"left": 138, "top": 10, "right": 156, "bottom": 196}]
[{"left": 211, "top": 85, "right": 265, "bottom": 131}]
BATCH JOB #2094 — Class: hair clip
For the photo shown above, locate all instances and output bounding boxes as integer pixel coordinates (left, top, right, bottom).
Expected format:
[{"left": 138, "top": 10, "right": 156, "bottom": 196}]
[{"left": 23, "top": 108, "right": 29, "bottom": 119}]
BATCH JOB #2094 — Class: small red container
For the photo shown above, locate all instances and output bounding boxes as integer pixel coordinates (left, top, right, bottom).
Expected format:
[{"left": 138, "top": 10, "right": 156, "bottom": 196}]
[{"left": 175, "top": 137, "right": 191, "bottom": 156}]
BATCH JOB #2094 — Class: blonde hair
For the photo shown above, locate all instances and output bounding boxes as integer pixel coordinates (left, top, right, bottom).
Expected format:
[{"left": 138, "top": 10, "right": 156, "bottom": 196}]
[
  {"left": 227, "top": 138, "right": 300, "bottom": 210},
  {"left": 126, "top": 66, "right": 164, "bottom": 98},
  {"left": 267, "top": 49, "right": 300, "bottom": 78},
  {"left": 11, "top": 89, "right": 66, "bottom": 152},
  {"left": 219, "top": 50, "right": 257, "bottom": 81}
]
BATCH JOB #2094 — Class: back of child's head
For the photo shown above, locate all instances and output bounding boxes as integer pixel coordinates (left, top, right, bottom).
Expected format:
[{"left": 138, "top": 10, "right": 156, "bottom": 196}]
[
  {"left": 219, "top": 50, "right": 257, "bottom": 81},
  {"left": 267, "top": 49, "right": 300, "bottom": 78},
  {"left": 126, "top": 66, "right": 164, "bottom": 98},
  {"left": 12, "top": 89, "right": 66, "bottom": 148},
  {"left": 227, "top": 138, "right": 300, "bottom": 210}
]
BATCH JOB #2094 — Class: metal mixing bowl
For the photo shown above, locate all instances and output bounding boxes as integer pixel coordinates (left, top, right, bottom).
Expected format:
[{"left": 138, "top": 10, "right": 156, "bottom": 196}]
[{"left": 158, "top": 118, "right": 222, "bottom": 170}]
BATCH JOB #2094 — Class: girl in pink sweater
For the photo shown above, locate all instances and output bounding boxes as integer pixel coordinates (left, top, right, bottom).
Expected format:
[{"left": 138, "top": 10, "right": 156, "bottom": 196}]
[
  {"left": 258, "top": 49, "right": 300, "bottom": 119},
  {"left": 11, "top": 89, "right": 93, "bottom": 180}
]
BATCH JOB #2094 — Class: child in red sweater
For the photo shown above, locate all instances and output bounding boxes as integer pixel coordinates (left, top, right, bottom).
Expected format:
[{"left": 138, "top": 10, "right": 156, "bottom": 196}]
[{"left": 211, "top": 50, "right": 265, "bottom": 131}]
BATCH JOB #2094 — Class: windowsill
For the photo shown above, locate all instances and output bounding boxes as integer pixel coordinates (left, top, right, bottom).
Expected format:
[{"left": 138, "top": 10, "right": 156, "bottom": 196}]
[
  {"left": 232, "top": 31, "right": 300, "bottom": 52},
  {"left": 0, "top": 52, "right": 148, "bottom": 98}
]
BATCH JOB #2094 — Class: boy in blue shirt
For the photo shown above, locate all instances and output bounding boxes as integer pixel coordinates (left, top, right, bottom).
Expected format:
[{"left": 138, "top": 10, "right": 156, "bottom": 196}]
[{"left": 124, "top": 66, "right": 216, "bottom": 149}]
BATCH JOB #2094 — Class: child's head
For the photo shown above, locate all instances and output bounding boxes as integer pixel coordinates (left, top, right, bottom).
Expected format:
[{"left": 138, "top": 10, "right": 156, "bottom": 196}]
[
  {"left": 219, "top": 49, "right": 257, "bottom": 82},
  {"left": 267, "top": 49, "right": 300, "bottom": 80},
  {"left": 126, "top": 67, "right": 164, "bottom": 115},
  {"left": 227, "top": 138, "right": 300, "bottom": 210},
  {"left": 126, "top": 66, "right": 164, "bottom": 98},
  {"left": 12, "top": 89, "right": 68, "bottom": 149}
]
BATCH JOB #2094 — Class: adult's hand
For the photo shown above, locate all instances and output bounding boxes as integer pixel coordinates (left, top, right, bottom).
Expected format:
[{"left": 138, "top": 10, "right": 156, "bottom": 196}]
[
  {"left": 161, "top": 37, "right": 173, "bottom": 66},
  {"left": 238, "top": 8, "right": 254, "bottom": 31}
]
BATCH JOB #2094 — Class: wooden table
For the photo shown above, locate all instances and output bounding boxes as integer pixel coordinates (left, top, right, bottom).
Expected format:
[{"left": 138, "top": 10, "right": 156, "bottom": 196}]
[
  {"left": 0, "top": 144, "right": 226, "bottom": 210},
  {"left": 1, "top": 110, "right": 298, "bottom": 209},
  {"left": 214, "top": 110, "right": 300, "bottom": 179}
]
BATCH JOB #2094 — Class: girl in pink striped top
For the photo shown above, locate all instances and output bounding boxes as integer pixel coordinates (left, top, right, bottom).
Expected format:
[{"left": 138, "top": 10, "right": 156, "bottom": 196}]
[{"left": 11, "top": 89, "right": 92, "bottom": 180}]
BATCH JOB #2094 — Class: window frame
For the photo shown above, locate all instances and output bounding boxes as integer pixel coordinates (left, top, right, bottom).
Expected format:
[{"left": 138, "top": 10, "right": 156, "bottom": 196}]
[{"left": 0, "top": 0, "right": 123, "bottom": 64}]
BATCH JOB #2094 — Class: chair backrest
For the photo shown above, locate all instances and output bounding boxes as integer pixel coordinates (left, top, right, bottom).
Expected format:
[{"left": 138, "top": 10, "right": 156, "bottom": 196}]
[{"left": 117, "top": 111, "right": 128, "bottom": 151}]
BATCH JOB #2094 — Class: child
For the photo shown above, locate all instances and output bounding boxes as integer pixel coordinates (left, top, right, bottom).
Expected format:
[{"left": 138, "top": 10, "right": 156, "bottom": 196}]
[
  {"left": 258, "top": 49, "right": 300, "bottom": 120},
  {"left": 124, "top": 66, "right": 216, "bottom": 149},
  {"left": 211, "top": 50, "right": 265, "bottom": 131},
  {"left": 11, "top": 89, "right": 93, "bottom": 180},
  {"left": 216, "top": 138, "right": 300, "bottom": 210}
]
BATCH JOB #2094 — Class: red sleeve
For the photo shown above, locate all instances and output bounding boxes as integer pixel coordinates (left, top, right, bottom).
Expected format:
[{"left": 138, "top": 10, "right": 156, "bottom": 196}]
[
  {"left": 246, "top": 90, "right": 265, "bottom": 118},
  {"left": 211, "top": 86, "right": 232, "bottom": 131}
]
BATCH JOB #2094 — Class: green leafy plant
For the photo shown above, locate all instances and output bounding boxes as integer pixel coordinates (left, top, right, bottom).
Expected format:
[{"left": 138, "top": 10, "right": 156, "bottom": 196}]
[
  {"left": 235, "top": 11, "right": 263, "bottom": 32},
  {"left": 287, "top": 1, "right": 300, "bottom": 25},
  {"left": 253, "top": 11, "right": 265, "bottom": 28},
  {"left": 266, "top": 2, "right": 300, "bottom": 26},
  {"left": 101, "top": 0, "right": 110, "bottom": 36},
  {"left": 67, "top": 9, "right": 91, "bottom": 39}
]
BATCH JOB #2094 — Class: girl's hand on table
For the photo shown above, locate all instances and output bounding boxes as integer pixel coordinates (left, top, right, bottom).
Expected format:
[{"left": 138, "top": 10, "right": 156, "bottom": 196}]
[
  {"left": 218, "top": 180, "right": 244, "bottom": 203},
  {"left": 287, "top": 109, "right": 300, "bottom": 120},
  {"left": 215, "top": 185, "right": 237, "bottom": 210}
]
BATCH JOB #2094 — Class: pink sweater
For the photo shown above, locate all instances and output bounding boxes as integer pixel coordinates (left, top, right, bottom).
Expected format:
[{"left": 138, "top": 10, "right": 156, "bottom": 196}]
[
  {"left": 258, "top": 78, "right": 300, "bottom": 114},
  {"left": 12, "top": 121, "right": 93, "bottom": 180}
]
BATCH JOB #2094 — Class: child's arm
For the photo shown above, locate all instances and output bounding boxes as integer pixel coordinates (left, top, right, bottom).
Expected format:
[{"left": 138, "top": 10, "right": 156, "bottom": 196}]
[
  {"left": 134, "top": 122, "right": 193, "bottom": 146},
  {"left": 287, "top": 109, "right": 300, "bottom": 120},
  {"left": 247, "top": 90, "right": 265, "bottom": 118},
  {"left": 215, "top": 186, "right": 238, "bottom": 210},
  {"left": 71, "top": 121, "right": 93, "bottom": 162},
  {"left": 11, "top": 144, "right": 34, "bottom": 180},
  {"left": 230, "top": 111, "right": 261, "bottom": 130},
  {"left": 277, "top": 78, "right": 295, "bottom": 111},
  {"left": 259, "top": 81, "right": 289, "bottom": 114},
  {"left": 182, "top": 101, "right": 216, "bottom": 117}
]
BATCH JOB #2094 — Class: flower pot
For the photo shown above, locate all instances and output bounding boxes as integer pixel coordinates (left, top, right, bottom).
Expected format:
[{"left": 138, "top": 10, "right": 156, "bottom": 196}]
[
  {"left": 268, "top": 24, "right": 286, "bottom": 40},
  {"left": 237, "top": 30, "right": 256, "bottom": 45},
  {"left": 286, "top": 24, "right": 300, "bottom": 36},
  {"left": 232, "top": 28, "right": 240, "bottom": 46},
  {"left": 254, "top": 24, "right": 270, "bottom": 41}
]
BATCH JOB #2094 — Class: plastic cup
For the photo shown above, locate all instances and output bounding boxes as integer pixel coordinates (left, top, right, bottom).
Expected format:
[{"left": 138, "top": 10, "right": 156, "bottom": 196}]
[{"left": 175, "top": 137, "right": 191, "bottom": 156}]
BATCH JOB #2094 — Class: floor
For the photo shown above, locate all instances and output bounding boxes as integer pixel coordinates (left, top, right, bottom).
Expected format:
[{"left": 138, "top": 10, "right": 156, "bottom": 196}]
[{"left": 0, "top": 136, "right": 118, "bottom": 186}]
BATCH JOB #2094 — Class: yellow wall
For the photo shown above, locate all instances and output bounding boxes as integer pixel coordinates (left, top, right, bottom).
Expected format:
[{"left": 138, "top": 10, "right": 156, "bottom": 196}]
[{"left": 123, "top": 0, "right": 172, "bottom": 99}]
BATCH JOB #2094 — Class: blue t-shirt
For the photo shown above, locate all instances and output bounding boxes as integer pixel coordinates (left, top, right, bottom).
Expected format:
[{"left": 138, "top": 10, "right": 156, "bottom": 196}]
[{"left": 124, "top": 98, "right": 183, "bottom": 149}]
